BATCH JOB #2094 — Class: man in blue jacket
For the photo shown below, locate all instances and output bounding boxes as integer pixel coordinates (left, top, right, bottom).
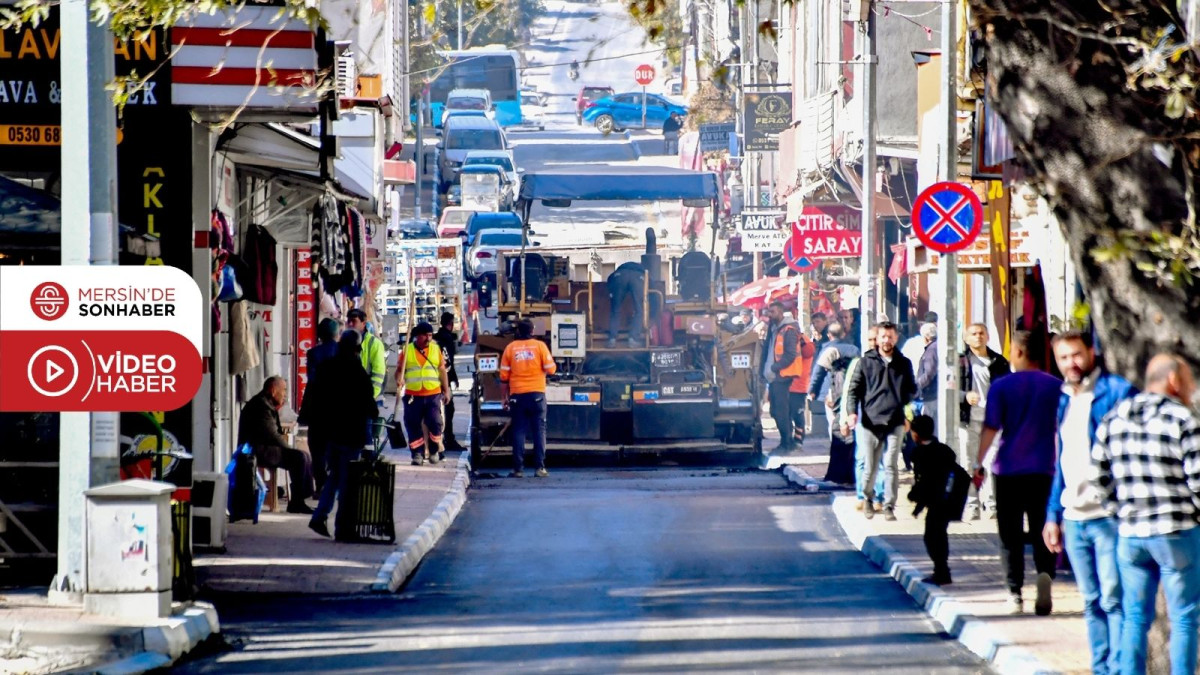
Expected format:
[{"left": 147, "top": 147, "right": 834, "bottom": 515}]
[{"left": 1042, "top": 330, "right": 1135, "bottom": 675}]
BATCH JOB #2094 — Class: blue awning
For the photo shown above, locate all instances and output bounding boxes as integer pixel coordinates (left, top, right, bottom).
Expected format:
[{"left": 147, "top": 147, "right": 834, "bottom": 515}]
[{"left": 519, "top": 165, "right": 719, "bottom": 202}]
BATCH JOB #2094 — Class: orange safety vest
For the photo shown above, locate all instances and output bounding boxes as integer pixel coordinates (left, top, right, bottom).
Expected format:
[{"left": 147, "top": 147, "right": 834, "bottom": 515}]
[{"left": 774, "top": 326, "right": 815, "bottom": 393}]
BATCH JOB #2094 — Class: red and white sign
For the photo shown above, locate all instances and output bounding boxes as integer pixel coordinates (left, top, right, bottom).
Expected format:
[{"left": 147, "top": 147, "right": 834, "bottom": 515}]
[
  {"left": 294, "top": 248, "right": 316, "bottom": 409},
  {"left": 634, "top": 64, "right": 656, "bottom": 86},
  {"left": 170, "top": 6, "right": 319, "bottom": 110},
  {"left": 791, "top": 204, "right": 863, "bottom": 258},
  {"left": 0, "top": 266, "right": 203, "bottom": 412}
]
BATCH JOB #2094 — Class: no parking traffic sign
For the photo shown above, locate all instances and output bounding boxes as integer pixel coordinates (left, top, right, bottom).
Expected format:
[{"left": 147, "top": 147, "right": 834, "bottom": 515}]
[
  {"left": 783, "top": 237, "right": 820, "bottom": 273},
  {"left": 912, "top": 182, "right": 984, "bottom": 254}
]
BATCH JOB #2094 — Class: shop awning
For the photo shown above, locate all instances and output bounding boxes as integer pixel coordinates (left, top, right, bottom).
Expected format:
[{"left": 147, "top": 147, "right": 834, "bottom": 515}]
[
  {"left": 836, "top": 161, "right": 911, "bottom": 219},
  {"left": 220, "top": 123, "right": 374, "bottom": 202}
]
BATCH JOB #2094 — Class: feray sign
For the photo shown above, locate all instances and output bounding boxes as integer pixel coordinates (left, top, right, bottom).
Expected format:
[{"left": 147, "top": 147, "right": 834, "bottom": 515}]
[{"left": 0, "top": 266, "right": 203, "bottom": 412}]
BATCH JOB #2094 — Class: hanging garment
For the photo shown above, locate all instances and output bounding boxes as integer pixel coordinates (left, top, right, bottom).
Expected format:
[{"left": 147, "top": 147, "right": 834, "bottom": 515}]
[
  {"left": 230, "top": 300, "right": 261, "bottom": 374},
  {"left": 344, "top": 207, "right": 367, "bottom": 298},
  {"left": 242, "top": 223, "right": 279, "bottom": 305},
  {"left": 311, "top": 195, "right": 348, "bottom": 290}
]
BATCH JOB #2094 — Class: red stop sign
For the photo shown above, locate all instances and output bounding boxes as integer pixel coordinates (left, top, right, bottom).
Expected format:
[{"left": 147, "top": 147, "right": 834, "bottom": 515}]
[{"left": 634, "top": 64, "right": 655, "bottom": 86}]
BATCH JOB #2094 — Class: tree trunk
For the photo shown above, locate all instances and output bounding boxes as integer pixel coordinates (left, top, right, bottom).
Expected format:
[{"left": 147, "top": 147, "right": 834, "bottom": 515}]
[{"left": 967, "top": 0, "right": 1200, "bottom": 384}]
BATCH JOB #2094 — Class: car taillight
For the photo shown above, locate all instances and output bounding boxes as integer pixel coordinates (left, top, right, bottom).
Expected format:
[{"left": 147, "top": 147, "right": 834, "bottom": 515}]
[{"left": 476, "top": 251, "right": 492, "bottom": 259}]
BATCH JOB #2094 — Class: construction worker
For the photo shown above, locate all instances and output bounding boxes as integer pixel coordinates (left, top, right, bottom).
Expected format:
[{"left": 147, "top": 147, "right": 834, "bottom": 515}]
[
  {"left": 346, "top": 309, "right": 386, "bottom": 400},
  {"left": 395, "top": 322, "right": 451, "bottom": 466},
  {"left": 788, "top": 324, "right": 817, "bottom": 447},
  {"left": 500, "top": 319, "right": 557, "bottom": 477},
  {"left": 763, "top": 302, "right": 803, "bottom": 452}
]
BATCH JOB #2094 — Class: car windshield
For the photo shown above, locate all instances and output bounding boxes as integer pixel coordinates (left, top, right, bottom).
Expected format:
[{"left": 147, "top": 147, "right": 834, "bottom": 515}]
[
  {"left": 479, "top": 233, "right": 525, "bottom": 246},
  {"left": 583, "top": 87, "right": 612, "bottom": 100},
  {"left": 464, "top": 156, "right": 514, "bottom": 172},
  {"left": 447, "top": 129, "right": 503, "bottom": 150},
  {"left": 443, "top": 211, "right": 472, "bottom": 225},
  {"left": 469, "top": 216, "right": 521, "bottom": 234},
  {"left": 449, "top": 96, "right": 487, "bottom": 110}
]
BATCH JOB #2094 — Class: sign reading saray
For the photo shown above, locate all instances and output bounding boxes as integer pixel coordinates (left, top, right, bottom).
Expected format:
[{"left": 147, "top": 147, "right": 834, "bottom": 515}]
[{"left": 170, "top": 6, "right": 321, "bottom": 110}]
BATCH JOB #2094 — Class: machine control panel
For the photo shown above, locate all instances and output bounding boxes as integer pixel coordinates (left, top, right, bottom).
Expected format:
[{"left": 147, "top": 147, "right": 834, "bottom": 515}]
[{"left": 551, "top": 313, "right": 587, "bottom": 358}]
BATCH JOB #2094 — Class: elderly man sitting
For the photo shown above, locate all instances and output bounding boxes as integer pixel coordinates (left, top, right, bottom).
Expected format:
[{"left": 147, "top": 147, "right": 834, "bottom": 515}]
[{"left": 237, "top": 376, "right": 316, "bottom": 514}]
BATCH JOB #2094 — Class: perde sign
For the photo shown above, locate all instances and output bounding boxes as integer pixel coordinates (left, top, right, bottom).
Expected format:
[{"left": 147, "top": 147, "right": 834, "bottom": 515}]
[{"left": 0, "top": 266, "right": 203, "bottom": 411}]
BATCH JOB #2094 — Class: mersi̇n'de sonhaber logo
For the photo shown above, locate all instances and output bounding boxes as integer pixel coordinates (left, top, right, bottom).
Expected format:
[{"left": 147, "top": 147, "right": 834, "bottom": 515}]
[
  {"left": 0, "top": 267, "right": 204, "bottom": 412},
  {"left": 30, "top": 281, "right": 69, "bottom": 320}
]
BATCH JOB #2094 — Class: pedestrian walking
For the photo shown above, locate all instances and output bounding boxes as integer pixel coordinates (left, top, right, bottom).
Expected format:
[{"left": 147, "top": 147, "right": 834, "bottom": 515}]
[
  {"left": 809, "top": 322, "right": 859, "bottom": 482},
  {"left": 236, "top": 377, "right": 316, "bottom": 514},
  {"left": 914, "top": 322, "right": 939, "bottom": 429},
  {"left": 1043, "top": 329, "right": 1136, "bottom": 675},
  {"left": 304, "top": 330, "right": 379, "bottom": 539},
  {"left": 908, "top": 415, "right": 961, "bottom": 586},
  {"left": 901, "top": 312, "right": 937, "bottom": 371},
  {"left": 434, "top": 312, "right": 467, "bottom": 452},
  {"left": 843, "top": 320, "right": 917, "bottom": 521},
  {"left": 761, "top": 302, "right": 803, "bottom": 452},
  {"left": 810, "top": 311, "right": 830, "bottom": 352},
  {"left": 973, "top": 330, "right": 1060, "bottom": 615},
  {"left": 959, "top": 322, "right": 1010, "bottom": 519},
  {"left": 303, "top": 317, "right": 341, "bottom": 493},
  {"left": 500, "top": 319, "right": 557, "bottom": 477},
  {"left": 346, "top": 308, "right": 386, "bottom": 400},
  {"left": 840, "top": 325, "right": 884, "bottom": 509},
  {"left": 661, "top": 114, "right": 681, "bottom": 154},
  {"left": 788, "top": 322, "right": 816, "bottom": 448},
  {"left": 395, "top": 321, "right": 451, "bottom": 466},
  {"left": 1091, "top": 354, "right": 1200, "bottom": 675}
]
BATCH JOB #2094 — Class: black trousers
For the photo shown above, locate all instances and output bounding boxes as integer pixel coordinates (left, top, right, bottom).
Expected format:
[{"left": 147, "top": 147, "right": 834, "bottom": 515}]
[
  {"left": 308, "top": 430, "right": 329, "bottom": 493},
  {"left": 257, "top": 445, "right": 314, "bottom": 501},
  {"left": 510, "top": 392, "right": 547, "bottom": 471},
  {"left": 994, "top": 473, "right": 1057, "bottom": 594},
  {"left": 924, "top": 509, "right": 951, "bottom": 577},
  {"left": 768, "top": 378, "right": 794, "bottom": 448},
  {"left": 607, "top": 271, "right": 645, "bottom": 341},
  {"left": 789, "top": 392, "right": 808, "bottom": 442},
  {"left": 443, "top": 395, "right": 463, "bottom": 449}
]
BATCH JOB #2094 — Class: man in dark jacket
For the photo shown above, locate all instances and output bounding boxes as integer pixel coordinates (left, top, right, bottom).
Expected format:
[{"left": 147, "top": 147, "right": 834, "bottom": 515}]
[
  {"left": 238, "top": 377, "right": 315, "bottom": 514},
  {"left": 433, "top": 312, "right": 466, "bottom": 452},
  {"left": 842, "top": 321, "right": 916, "bottom": 520},
  {"left": 303, "top": 317, "right": 340, "bottom": 491},
  {"left": 958, "top": 322, "right": 1010, "bottom": 519}
]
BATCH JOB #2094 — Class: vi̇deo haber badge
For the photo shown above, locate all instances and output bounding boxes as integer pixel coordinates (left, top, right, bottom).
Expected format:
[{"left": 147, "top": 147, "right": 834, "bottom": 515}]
[{"left": 0, "top": 266, "right": 203, "bottom": 412}]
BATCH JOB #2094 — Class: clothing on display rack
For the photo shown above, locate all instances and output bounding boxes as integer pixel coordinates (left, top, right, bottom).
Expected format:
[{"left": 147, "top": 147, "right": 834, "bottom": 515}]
[{"left": 242, "top": 222, "right": 279, "bottom": 305}]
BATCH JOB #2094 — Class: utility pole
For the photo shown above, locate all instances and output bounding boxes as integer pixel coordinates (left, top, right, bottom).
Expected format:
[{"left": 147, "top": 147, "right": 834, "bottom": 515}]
[
  {"left": 457, "top": 0, "right": 464, "bottom": 50},
  {"left": 858, "top": 2, "right": 877, "bottom": 348},
  {"left": 401, "top": 0, "right": 411, "bottom": 134},
  {"left": 53, "top": 0, "right": 119, "bottom": 600},
  {"left": 415, "top": 87, "right": 425, "bottom": 220},
  {"left": 935, "top": 0, "right": 960, "bottom": 451}
]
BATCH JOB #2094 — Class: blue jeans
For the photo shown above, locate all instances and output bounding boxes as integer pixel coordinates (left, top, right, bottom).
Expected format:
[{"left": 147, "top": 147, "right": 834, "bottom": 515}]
[
  {"left": 1118, "top": 527, "right": 1200, "bottom": 675},
  {"left": 313, "top": 444, "right": 358, "bottom": 522},
  {"left": 1064, "top": 517, "right": 1123, "bottom": 675},
  {"left": 856, "top": 425, "right": 904, "bottom": 509},
  {"left": 853, "top": 429, "right": 886, "bottom": 503}
]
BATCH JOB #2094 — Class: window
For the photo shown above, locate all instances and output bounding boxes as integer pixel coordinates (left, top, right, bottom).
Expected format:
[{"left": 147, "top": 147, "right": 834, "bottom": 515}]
[
  {"left": 447, "top": 129, "right": 503, "bottom": 150},
  {"left": 480, "top": 233, "right": 525, "bottom": 246},
  {"left": 613, "top": 94, "right": 635, "bottom": 104},
  {"left": 464, "top": 156, "right": 514, "bottom": 172},
  {"left": 449, "top": 96, "right": 488, "bottom": 110}
]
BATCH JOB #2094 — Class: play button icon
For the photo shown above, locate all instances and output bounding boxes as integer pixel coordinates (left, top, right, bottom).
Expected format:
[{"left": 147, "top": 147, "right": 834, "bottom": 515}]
[{"left": 27, "top": 345, "right": 80, "bottom": 398}]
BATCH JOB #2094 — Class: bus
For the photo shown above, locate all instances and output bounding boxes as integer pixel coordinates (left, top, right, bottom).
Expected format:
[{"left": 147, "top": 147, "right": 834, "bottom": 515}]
[{"left": 430, "top": 47, "right": 522, "bottom": 128}]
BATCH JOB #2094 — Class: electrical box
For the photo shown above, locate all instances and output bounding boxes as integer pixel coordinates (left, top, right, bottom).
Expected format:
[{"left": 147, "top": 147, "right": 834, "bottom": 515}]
[{"left": 551, "top": 313, "right": 586, "bottom": 358}]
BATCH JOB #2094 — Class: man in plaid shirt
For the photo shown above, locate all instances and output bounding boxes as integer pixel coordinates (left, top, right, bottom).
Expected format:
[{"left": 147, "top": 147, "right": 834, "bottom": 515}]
[{"left": 1091, "top": 354, "right": 1200, "bottom": 675}]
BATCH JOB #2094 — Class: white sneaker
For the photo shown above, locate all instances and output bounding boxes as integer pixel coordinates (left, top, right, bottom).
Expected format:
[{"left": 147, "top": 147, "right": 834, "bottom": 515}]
[
  {"left": 1035, "top": 572, "right": 1053, "bottom": 616},
  {"left": 1007, "top": 593, "right": 1023, "bottom": 615}
]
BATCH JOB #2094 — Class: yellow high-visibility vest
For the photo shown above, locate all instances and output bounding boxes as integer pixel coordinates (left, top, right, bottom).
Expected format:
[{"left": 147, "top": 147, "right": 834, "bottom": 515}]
[{"left": 403, "top": 343, "right": 442, "bottom": 394}]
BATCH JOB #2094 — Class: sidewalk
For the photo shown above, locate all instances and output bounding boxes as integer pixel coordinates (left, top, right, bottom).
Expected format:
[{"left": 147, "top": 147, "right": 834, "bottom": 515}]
[
  {"left": 194, "top": 390, "right": 472, "bottom": 595},
  {"left": 780, "top": 434, "right": 1092, "bottom": 675}
]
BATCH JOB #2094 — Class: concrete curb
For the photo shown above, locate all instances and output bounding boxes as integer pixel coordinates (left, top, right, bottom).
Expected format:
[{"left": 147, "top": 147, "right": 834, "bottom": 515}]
[
  {"left": 782, "top": 465, "right": 1061, "bottom": 675},
  {"left": 24, "top": 601, "right": 220, "bottom": 675},
  {"left": 372, "top": 453, "right": 472, "bottom": 593}
]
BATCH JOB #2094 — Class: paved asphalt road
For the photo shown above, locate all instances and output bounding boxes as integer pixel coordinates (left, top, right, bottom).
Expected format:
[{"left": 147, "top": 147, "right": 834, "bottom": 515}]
[{"left": 175, "top": 469, "right": 987, "bottom": 673}]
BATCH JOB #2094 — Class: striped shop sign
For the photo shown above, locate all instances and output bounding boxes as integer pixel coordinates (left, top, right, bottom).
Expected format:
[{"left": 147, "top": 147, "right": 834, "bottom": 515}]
[{"left": 170, "top": 6, "right": 320, "bottom": 110}]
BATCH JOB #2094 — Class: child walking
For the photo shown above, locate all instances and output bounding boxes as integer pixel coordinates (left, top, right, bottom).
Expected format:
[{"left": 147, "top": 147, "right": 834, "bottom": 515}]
[{"left": 907, "top": 415, "right": 967, "bottom": 585}]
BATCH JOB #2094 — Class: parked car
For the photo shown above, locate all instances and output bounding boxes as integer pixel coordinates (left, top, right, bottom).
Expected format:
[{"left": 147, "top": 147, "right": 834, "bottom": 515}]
[
  {"left": 438, "top": 206, "right": 476, "bottom": 240},
  {"left": 518, "top": 90, "right": 547, "bottom": 131},
  {"left": 465, "top": 211, "right": 523, "bottom": 243},
  {"left": 467, "top": 228, "right": 533, "bottom": 280},
  {"left": 438, "top": 116, "right": 508, "bottom": 192},
  {"left": 459, "top": 164, "right": 515, "bottom": 212},
  {"left": 582, "top": 92, "right": 688, "bottom": 135},
  {"left": 393, "top": 219, "right": 438, "bottom": 240},
  {"left": 440, "top": 88, "right": 494, "bottom": 127},
  {"left": 573, "top": 85, "right": 614, "bottom": 125},
  {"left": 463, "top": 150, "right": 521, "bottom": 202},
  {"left": 441, "top": 109, "right": 489, "bottom": 127}
]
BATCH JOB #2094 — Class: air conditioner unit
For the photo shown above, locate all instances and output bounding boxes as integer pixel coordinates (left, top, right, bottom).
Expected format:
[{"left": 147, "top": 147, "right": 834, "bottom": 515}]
[
  {"left": 192, "top": 471, "right": 229, "bottom": 551},
  {"left": 337, "top": 53, "right": 357, "bottom": 99}
]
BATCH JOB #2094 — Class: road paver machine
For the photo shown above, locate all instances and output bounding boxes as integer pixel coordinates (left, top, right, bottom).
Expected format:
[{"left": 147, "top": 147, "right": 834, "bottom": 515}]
[{"left": 469, "top": 166, "right": 763, "bottom": 466}]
